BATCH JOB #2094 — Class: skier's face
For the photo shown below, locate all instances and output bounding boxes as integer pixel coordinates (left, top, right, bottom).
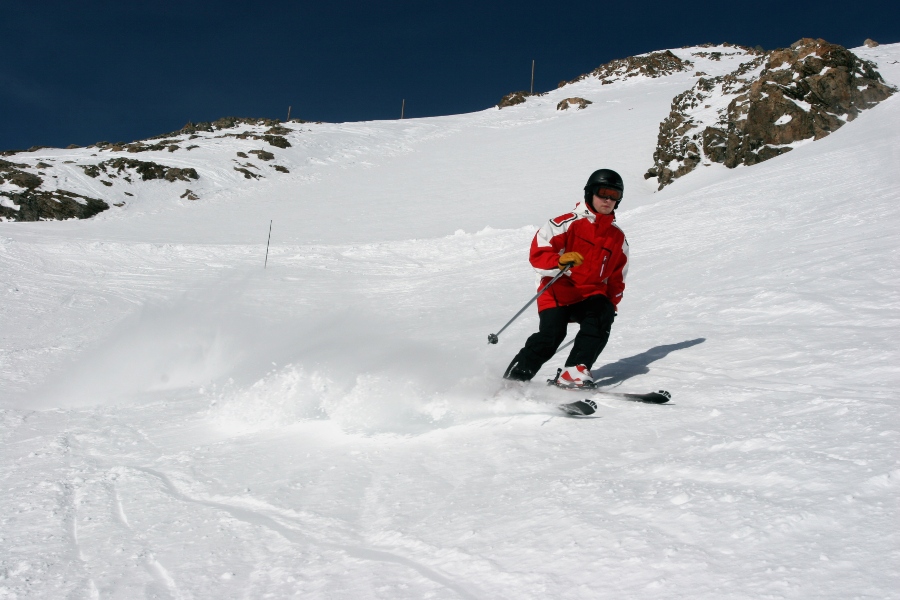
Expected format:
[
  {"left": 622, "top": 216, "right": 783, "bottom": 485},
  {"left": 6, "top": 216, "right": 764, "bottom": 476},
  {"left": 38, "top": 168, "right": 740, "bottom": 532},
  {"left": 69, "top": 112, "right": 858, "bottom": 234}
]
[{"left": 591, "top": 193, "right": 617, "bottom": 215}]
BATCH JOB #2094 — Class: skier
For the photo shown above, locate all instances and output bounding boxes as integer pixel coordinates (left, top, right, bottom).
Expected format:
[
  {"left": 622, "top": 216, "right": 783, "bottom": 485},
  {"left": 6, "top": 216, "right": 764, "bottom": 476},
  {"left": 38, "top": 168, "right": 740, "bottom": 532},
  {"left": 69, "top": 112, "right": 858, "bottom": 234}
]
[{"left": 503, "top": 169, "right": 629, "bottom": 388}]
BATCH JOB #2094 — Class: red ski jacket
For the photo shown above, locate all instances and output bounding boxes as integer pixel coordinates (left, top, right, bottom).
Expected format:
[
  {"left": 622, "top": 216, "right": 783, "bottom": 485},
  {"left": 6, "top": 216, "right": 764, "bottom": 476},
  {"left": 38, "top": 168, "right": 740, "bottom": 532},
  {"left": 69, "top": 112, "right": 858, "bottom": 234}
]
[{"left": 530, "top": 201, "right": 629, "bottom": 312}]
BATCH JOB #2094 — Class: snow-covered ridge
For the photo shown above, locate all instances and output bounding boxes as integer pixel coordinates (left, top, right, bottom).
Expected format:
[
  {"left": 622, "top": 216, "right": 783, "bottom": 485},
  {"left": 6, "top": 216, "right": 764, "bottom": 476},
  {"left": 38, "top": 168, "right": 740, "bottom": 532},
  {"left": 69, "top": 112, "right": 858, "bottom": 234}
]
[
  {"left": 0, "top": 43, "right": 772, "bottom": 222},
  {"left": 1, "top": 41, "right": 897, "bottom": 224},
  {"left": 497, "top": 44, "right": 756, "bottom": 109}
]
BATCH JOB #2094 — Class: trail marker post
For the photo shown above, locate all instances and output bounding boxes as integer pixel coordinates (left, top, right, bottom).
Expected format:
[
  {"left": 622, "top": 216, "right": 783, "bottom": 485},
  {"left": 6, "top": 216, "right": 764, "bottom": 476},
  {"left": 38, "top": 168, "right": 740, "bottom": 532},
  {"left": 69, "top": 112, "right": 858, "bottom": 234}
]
[
  {"left": 264, "top": 220, "right": 273, "bottom": 269},
  {"left": 531, "top": 60, "right": 535, "bottom": 95}
]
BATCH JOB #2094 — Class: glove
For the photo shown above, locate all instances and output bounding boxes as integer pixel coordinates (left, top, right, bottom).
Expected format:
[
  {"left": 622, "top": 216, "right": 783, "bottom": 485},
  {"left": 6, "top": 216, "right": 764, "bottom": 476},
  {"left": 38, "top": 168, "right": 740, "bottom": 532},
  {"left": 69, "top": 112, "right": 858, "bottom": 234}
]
[{"left": 558, "top": 251, "right": 584, "bottom": 270}]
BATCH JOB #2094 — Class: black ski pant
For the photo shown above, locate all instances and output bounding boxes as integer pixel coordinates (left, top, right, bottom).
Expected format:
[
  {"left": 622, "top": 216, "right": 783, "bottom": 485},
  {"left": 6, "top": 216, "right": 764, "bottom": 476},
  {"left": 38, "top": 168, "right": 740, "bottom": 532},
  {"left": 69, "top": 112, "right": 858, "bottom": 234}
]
[{"left": 503, "top": 294, "right": 616, "bottom": 382}]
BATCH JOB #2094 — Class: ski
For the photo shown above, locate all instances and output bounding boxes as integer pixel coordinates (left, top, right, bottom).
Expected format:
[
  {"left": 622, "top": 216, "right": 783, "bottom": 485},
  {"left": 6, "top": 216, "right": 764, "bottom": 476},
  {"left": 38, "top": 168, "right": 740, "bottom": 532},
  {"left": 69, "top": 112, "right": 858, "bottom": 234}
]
[
  {"left": 554, "top": 386, "right": 671, "bottom": 404},
  {"left": 547, "top": 371, "right": 671, "bottom": 404},
  {"left": 557, "top": 399, "right": 598, "bottom": 417},
  {"left": 550, "top": 380, "right": 672, "bottom": 404},
  {"left": 588, "top": 389, "right": 671, "bottom": 404}
]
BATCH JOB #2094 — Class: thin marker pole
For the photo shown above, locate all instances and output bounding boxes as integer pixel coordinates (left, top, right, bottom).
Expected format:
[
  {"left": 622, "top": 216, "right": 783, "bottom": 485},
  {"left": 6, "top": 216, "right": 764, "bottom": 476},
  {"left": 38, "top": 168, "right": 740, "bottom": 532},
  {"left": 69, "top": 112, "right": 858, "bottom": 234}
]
[
  {"left": 264, "top": 220, "right": 273, "bottom": 269},
  {"left": 286, "top": 106, "right": 291, "bottom": 121},
  {"left": 530, "top": 60, "right": 535, "bottom": 95},
  {"left": 401, "top": 99, "right": 405, "bottom": 119}
]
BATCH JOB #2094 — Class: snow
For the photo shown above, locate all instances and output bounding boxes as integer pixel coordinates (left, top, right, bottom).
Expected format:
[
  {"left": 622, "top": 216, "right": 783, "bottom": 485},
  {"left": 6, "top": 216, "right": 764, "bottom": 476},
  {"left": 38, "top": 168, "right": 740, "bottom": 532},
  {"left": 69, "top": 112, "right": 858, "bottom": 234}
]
[
  {"left": 775, "top": 114, "right": 793, "bottom": 125},
  {"left": 0, "top": 196, "right": 20, "bottom": 210},
  {"left": 1, "top": 43, "right": 899, "bottom": 599},
  {"left": 786, "top": 96, "right": 814, "bottom": 112}
]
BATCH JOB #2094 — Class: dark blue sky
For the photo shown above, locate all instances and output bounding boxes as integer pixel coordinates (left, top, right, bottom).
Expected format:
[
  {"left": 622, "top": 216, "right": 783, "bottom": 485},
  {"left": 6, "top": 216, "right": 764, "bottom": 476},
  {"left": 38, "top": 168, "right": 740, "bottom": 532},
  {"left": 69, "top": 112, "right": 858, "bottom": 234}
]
[{"left": 2, "top": 0, "right": 897, "bottom": 150}]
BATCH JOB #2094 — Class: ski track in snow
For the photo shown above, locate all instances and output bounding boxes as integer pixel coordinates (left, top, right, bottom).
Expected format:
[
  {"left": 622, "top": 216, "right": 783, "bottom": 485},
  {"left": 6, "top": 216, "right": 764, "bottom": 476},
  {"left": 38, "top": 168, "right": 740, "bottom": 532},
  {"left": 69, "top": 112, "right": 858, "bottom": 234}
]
[{"left": 1, "top": 44, "right": 899, "bottom": 599}]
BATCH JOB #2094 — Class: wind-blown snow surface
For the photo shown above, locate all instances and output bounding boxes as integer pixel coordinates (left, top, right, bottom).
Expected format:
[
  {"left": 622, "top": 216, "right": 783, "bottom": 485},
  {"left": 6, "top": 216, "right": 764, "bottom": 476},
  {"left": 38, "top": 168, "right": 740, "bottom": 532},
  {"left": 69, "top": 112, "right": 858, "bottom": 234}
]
[{"left": 1, "top": 44, "right": 899, "bottom": 599}]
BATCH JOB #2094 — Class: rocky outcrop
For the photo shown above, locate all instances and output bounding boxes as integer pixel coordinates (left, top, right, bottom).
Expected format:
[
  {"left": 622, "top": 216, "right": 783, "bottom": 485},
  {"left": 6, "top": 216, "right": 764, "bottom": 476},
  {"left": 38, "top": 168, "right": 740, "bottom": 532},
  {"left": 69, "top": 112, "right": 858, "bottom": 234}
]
[
  {"left": 557, "top": 97, "right": 592, "bottom": 110},
  {"left": 1, "top": 159, "right": 108, "bottom": 221},
  {"left": 249, "top": 149, "right": 275, "bottom": 161},
  {"left": 87, "top": 118, "right": 295, "bottom": 153},
  {"left": 148, "top": 117, "right": 285, "bottom": 140},
  {"left": 562, "top": 50, "right": 693, "bottom": 87},
  {"left": 80, "top": 158, "right": 199, "bottom": 183},
  {"left": 0, "top": 115, "right": 300, "bottom": 221},
  {"left": 646, "top": 38, "right": 896, "bottom": 189},
  {"left": 234, "top": 166, "right": 261, "bottom": 180},
  {"left": 499, "top": 50, "right": 690, "bottom": 109},
  {"left": 259, "top": 134, "right": 291, "bottom": 148},
  {"left": 498, "top": 91, "right": 532, "bottom": 109}
]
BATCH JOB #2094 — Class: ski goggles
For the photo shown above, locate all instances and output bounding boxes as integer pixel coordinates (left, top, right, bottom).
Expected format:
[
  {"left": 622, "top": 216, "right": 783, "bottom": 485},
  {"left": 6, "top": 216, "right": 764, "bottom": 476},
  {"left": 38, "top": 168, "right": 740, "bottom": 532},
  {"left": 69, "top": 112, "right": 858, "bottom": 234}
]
[{"left": 592, "top": 187, "right": 622, "bottom": 201}]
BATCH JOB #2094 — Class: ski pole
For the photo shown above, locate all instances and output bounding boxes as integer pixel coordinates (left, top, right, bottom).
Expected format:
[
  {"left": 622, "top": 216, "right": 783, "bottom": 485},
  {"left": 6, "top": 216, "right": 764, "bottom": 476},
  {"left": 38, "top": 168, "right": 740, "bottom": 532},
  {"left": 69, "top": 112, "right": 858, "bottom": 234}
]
[{"left": 488, "top": 263, "right": 572, "bottom": 344}]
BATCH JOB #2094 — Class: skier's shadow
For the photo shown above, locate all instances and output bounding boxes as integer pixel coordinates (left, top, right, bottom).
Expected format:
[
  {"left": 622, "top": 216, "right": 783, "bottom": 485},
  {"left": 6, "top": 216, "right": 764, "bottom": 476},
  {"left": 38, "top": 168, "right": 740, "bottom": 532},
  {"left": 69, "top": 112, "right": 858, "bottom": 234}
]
[{"left": 584, "top": 338, "right": 705, "bottom": 386}]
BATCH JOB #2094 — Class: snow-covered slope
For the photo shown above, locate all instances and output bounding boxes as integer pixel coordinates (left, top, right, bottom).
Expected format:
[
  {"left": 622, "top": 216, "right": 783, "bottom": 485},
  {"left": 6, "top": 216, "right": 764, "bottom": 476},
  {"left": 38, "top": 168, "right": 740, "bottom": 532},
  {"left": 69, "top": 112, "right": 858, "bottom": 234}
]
[{"left": 1, "top": 44, "right": 898, "bottom": 599}]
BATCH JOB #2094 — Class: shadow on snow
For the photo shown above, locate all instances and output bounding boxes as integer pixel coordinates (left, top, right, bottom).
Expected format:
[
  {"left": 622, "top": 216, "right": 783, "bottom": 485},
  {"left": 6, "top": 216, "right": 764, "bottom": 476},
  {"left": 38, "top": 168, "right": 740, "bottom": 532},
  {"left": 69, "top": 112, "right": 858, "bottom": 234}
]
[{"left": 589, "top": 338, "right": 706, "bottom": 387}]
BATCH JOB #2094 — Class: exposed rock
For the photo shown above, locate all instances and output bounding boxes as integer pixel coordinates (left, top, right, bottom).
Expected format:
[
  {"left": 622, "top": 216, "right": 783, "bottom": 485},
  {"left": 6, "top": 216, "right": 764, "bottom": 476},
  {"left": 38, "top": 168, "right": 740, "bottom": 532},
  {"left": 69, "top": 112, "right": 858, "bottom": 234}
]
[
  {"left": 87, "top": 138, "right": 182, "bottom": 153},
  {"left": 234, "top": 167, "right": 261, "bottom": 180},
  {"left": 236, "top": 151, "right": 249, "bottom": 158},
  {"left": 7, "top": 171, "right": 43, "bottom": 189},
  {"left": 249, "top": 149, "right": 275, "bottom": 161},
  {"left": 563, "top": 50, "right": 693, "bottom": 87},
  {"left": 0, "top": 188, "right": 107, "bottom": 222},
  {"left": 693, "top": 51, "right": 724, "bottom": 61},
  {"left": 164, "top": 168, "right": 199, "bottom": 182},
  {"left": 80, "top": 158, "right": 199, "bottom": 182},
  {"left": 180, "top": 189, "right": 199, "bottom": 200},
  {"left": 864, "top": 39, "right": 879, "bottom": 48},
  {"left": 1, "top": 160, "right": 33, "bottom": 181},
  {"left": 646, "top": 38, "right": 896, "bottom": 189},
  {"left": 498, "top": 91, "right": 532, "bottom": 109},
  {"left": 261, "top": 135, "right": 291, "bottom": 148},
  {"left": 74, "top": 117, "right": 296, "bottom": 158},
  {"left": 273, "top": 165, "right": 290, "bottom": 173},
  {"left": 685, "top": 42, "right": 759, "bottom": 51},
  {"left": 151, "top": 117, "right": 283, "bottom": 140},
  {"left": 557, "top": 97, "right": 592, "bottom": 111},
  {"left": 81, "top": 164, "right": 101, "bottom": 178}
]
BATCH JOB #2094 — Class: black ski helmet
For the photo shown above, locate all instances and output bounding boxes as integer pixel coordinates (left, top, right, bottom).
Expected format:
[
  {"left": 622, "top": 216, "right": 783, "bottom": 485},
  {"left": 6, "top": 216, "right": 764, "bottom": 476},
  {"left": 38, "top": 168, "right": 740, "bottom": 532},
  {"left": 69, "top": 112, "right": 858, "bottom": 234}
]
[{"left": 583, "top": 169, "right": 624, "bottom": 209}]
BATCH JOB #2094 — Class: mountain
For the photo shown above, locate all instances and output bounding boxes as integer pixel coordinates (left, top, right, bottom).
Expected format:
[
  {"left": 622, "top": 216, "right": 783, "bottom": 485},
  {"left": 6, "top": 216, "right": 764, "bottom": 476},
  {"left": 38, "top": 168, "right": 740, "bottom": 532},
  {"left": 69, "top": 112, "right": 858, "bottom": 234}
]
[
  {"left": 2, "top": 39, "right": 892, "bottom": 223},
  {"left": 0, "top": 41, "right": 898, "bottom": 599}
]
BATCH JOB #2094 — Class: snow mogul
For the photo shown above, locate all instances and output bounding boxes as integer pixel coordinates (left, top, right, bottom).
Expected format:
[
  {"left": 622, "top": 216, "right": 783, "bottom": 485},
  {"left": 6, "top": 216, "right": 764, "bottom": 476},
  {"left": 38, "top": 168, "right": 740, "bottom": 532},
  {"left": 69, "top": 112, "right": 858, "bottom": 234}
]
[{"left": 502, "top": 168, "right": 629, "bottom": 388}]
